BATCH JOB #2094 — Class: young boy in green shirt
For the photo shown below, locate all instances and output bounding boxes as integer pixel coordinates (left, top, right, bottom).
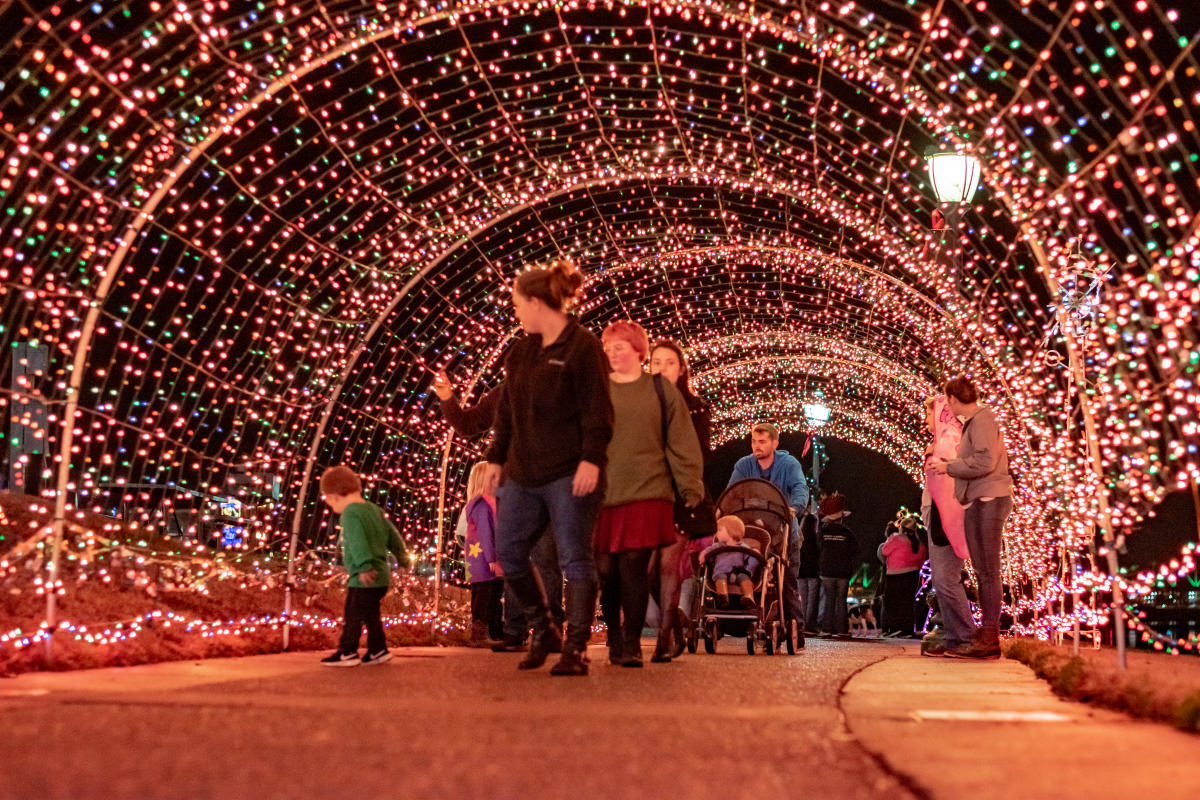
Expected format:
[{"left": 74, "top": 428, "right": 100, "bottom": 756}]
[{"left": 319, "top": 466, "right": 411, "bottom": 667}]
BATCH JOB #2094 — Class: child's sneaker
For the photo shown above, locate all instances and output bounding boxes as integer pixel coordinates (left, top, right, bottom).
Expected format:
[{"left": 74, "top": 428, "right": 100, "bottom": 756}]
[
  {"left": 360, "top": 649, "right": 393, "bottom": 665},
  {"left": 739, "top": 595, "right": 757, "bottom": 609},
  {"left": 321, "top": 650, "right": 360, "bottom": 667}
]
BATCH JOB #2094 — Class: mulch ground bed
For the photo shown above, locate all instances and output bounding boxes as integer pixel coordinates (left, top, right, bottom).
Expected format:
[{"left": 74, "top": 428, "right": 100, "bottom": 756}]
[
  {"left": 1, "top": 492, "right": 468, "bottom": 677},
  {"left": 1004, "top": 637, "right": 1200, "bottom": 733}
]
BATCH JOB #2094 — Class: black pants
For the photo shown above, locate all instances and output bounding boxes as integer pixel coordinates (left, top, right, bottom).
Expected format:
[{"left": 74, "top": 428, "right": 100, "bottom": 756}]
[
  {"left": 338, "top": 586, "right": 388, "bottom": 655},
  {"left": 882, "top": 571, "right": 920, "bottom": 635},
  {"left": 471, "top": 580, "right": 504, "bottom": 632}
]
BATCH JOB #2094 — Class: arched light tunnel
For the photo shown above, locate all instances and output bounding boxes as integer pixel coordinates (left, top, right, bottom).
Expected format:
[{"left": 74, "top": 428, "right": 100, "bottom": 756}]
[{"left": 1, "top": 0, "right": 1197, "bottom": 629}]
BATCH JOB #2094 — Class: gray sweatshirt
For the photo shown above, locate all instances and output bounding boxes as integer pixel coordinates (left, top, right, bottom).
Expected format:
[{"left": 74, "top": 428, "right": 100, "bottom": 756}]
[{"left": 946, "top": 406, "right": 1012, "bottom": 504}]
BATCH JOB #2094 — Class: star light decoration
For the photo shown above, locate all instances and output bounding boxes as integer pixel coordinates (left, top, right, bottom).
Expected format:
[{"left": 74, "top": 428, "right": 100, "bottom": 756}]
[{"left": 0, "top": 0, "right": 1197, "bottom": 643}]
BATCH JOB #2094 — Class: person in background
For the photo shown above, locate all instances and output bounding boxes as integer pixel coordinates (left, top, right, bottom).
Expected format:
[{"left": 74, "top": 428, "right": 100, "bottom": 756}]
[
  {"left": 595, "top": 322, "right": 704, "bottom": 667},
  {"left": 463, "top": 462, "right": 504, "bottom": 648},
  {"left": 727, "top": 422, "right": 808, "bottom": 641},
  {"left": 816, "top": 492, "right": 857, "bottom": 637},
  {"left": 486, "top": 258, "right": 613, "bottom": 676},
  {"left": 433, "top": 372, "right": 565, "bottom": 653},
  {"left": 318, "top": 466, "right": 411, "bottom": 667},
  {"left": 797, "top": 507, "right": 821, "bottom": 634},
  {"left": 878, "top": 511, "right": 928, "bottom": 638},
  {"left": 919, "top": 393, "right": 975, "bottom": 657},
  {"left": 648, "top": 339, "right": 713, "bottom": 661},
  {"left": 929, "top": 375, "right": 1012, "bottom": 659}
]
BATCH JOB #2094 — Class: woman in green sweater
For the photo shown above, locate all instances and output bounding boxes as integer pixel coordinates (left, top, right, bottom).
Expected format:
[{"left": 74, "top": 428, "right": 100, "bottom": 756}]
[{"left": 596, "top": 321, "right": 704, "bottom": 667}]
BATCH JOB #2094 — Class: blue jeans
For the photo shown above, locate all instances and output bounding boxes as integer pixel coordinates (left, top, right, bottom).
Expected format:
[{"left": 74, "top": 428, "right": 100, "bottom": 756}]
[
  {"left": 963, "top": 496, "right": 1011, "bottom": 631},
  {"left": 927, "top": 540, "right": 974, "bottom": 648},
  {"left": 800, "top": 577, "right": 821, "bottom": 632},
  {"left": 819, "top": 577, "right": 850, "bottom": 635},
  {"left": 496, "top": 475, "right": 599, "bottom": 584}
]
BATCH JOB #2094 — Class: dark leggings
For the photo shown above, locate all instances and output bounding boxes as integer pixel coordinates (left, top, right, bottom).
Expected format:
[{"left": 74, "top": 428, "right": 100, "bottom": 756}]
[
  {"left": 598, "top": 548, "right": 655, "bottom": 649},
  {"left": 338, "top": 586, "right": 388, "bottom": 655},
  {"left": 470, "top": 580, "right": 504, "bottom": 633},
  {"left": 650, "top": 534, "right": 686, "bottom": 623}
]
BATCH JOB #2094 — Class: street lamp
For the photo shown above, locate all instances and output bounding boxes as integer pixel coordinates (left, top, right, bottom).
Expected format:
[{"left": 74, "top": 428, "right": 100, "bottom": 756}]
[
  {"left": 804, "top": 402, "right": 831, "bottom": 496},
  {"left": 925, "top": 149, "right": 982, "bottom": 292},
  {"left": 803, "top": 402, "right": 831, "bottom": 428},
  {"left": 926, "top": 150, "right": 982, "bottom": 205}
]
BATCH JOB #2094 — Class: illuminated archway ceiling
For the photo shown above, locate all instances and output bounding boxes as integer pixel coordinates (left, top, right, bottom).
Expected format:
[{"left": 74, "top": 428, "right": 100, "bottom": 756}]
[{"left": 1, "top": 0, "right": 1197, "bottom": 579}]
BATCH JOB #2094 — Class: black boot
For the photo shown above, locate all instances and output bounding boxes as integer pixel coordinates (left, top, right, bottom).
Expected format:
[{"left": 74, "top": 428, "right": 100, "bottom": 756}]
[
  {"left": 504, "top": 572, "right": 560, "bottom": 670},
  {"left": 551, "top": 579, "right": 597, "bottom": 676},
  {"left": 669, "top": 607, "right": 688, "bottom": 660}
]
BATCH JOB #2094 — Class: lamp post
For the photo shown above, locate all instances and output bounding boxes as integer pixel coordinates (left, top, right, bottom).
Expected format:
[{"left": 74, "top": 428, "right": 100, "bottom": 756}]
[
  {"left": 804, "top": 402, "right": 830, "bottom": 495},
  {"left": 926, "top": 149, "right": 982, "bottom": 292}
]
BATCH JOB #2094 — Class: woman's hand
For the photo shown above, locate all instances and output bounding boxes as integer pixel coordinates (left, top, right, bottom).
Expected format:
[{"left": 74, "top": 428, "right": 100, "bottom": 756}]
[
  {"left": 489, "top": 561, "right": 504, "bottom": 577},
  {"left": 359, "top": 569, "right": 379, "bottom": 585},
  {"left": 572, "top": 461, "right": 600, "bottom": 496},
  {"left": 432, "top": 370, "right": 454, "bottom": 401},
  {"left": 929, "top": 459, "right": 949, "bottom": 475}
]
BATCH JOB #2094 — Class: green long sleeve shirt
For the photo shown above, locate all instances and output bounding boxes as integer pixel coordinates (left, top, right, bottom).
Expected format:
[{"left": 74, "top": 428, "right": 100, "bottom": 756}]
[
  {"left": 340, "top": 501, "right": 410, "bottom": 588},
  {"left": 603, "top": 373, "right": 705, "bottom": 508}
]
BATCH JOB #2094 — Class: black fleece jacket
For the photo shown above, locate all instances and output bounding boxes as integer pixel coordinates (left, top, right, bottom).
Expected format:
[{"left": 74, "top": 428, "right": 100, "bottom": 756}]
[
  {"left": 440, "top": 385, "right": 502, "bottom": 438},
  {"left": 485, "top": 319, "right": 613, "bottom": 487}
]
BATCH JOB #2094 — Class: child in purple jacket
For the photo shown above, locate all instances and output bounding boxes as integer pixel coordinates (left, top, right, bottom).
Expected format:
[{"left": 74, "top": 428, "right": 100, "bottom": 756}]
[{"left": 464, "top": 461, "right": 503, "bottom": 647}]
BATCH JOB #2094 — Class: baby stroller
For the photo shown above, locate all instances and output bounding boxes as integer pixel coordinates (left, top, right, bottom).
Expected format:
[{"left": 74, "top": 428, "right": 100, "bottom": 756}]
[{"left": 685, "top": 478, "right": 802, "bottom": 655}]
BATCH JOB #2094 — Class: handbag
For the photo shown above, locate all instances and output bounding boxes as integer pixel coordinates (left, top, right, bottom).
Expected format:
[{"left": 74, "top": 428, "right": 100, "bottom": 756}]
[{"left": 652, "top": 374, "right": 718, "bottom": 537}]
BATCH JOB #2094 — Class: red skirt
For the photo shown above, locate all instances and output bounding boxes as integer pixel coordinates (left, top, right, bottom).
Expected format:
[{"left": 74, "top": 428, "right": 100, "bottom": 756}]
[{"left": 593, "top": 499, "right": 677, "bottom": 554}]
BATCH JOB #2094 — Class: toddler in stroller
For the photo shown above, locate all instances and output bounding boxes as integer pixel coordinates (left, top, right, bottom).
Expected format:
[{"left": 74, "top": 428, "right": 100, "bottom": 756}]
[{"left": 700, "top": 516, "right": 760, "bottom": 609}]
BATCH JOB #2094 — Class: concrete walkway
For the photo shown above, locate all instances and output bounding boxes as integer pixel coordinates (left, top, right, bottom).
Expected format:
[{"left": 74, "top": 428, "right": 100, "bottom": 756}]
[
  {"left": 3, "top": 639, "right": 1197, "bottom": 799},
  {"left": 842, "top": 648, "right": 1200, "bottom": 799}
]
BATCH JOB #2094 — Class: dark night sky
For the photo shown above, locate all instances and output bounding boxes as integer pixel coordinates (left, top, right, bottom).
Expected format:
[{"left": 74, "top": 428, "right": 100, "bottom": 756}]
[{"left": 709, "top": 432, "right": 921, "bottom": 568}]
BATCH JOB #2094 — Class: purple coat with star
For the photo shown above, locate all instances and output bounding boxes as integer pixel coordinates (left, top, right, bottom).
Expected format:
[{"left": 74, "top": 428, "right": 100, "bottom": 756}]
[{"left": 464, "top": 495, "right": 501, "bottom": 584}]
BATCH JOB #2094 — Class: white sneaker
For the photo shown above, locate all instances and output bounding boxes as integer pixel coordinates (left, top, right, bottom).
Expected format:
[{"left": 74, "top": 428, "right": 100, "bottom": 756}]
[{"left": 361, "top": 649, "right": 393, "bottom": 665}]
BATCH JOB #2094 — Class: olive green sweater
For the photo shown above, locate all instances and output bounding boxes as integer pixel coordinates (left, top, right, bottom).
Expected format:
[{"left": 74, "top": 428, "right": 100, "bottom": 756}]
[{"left": 603, "top": 373, "right": 704, "bottom": 509}]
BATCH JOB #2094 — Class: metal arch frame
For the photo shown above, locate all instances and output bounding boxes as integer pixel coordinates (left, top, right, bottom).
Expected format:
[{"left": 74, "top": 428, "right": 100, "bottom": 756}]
[
  {"left": 40, "top": 0, "right": 1051, "bottom": 656},
  {"left": 596, "top": 244, "right": 1029, "bottom": 425}
]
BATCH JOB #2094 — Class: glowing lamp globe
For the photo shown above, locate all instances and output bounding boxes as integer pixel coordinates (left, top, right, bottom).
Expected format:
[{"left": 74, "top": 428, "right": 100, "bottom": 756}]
[
  {"left": 926, "top": 151, "right": 982, "bottom": 204},
  {"left": 804, "top": 403, "right": 831, "bottom": 428}
]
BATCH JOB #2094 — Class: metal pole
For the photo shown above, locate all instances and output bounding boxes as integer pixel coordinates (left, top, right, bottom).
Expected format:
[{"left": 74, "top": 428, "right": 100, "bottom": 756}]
[
  {"left": 811, "top": 436, "right": 820, "bottom": 496},
  {"left": 1033, "top": 239, "right": 1127, "bottom": 670},
  {"left": 431, "top": 432, "right": 455, "bottom": 638}
]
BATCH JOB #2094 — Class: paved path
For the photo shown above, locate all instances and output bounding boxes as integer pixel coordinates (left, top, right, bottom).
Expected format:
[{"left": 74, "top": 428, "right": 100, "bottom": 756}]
[{"left": 4, "top": 638, "right": 1199, "bottom": 799}]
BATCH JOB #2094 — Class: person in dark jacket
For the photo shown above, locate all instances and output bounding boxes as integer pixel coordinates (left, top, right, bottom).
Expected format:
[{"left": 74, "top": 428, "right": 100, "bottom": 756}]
[
  {"left": 485, "top": 258, "right": 613, "bottom": 676},
  {"left": 433, "top": 373, "right": 565, "bottom": 651},
  {"left": 817, "top": 492, "right": 858, "bottom": 636},
  {"left": 648, "top": 339, "right": 713, "bottom": 660},
  {"left": 797, "top": 510, "right": 821, "bottom": 633}
]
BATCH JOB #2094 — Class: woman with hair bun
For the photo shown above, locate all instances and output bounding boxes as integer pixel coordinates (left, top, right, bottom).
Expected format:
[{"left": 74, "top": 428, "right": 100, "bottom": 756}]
[{"left": 485, "top": 258, "right": 613, "bottom": 676}]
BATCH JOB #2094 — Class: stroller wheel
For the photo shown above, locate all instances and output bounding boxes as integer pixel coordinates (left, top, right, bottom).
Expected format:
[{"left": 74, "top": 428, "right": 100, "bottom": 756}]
[
  {"left": 768, "top": 620, "right": 782, "bottom": 655},
  {"left": 786, "top": 617, "right": 802, "bottom": 654},
  {"left": 746, "top": 634, "right": 756, "bottom": 655},
  {"left": 703, "top": 619, "right": 717, "bottom": 654}
]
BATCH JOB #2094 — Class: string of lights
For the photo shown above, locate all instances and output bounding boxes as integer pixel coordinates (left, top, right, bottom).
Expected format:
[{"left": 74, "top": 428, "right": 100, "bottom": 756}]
[{"left": 0, "top": 0, "right": 1196, "bottom": 654}]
